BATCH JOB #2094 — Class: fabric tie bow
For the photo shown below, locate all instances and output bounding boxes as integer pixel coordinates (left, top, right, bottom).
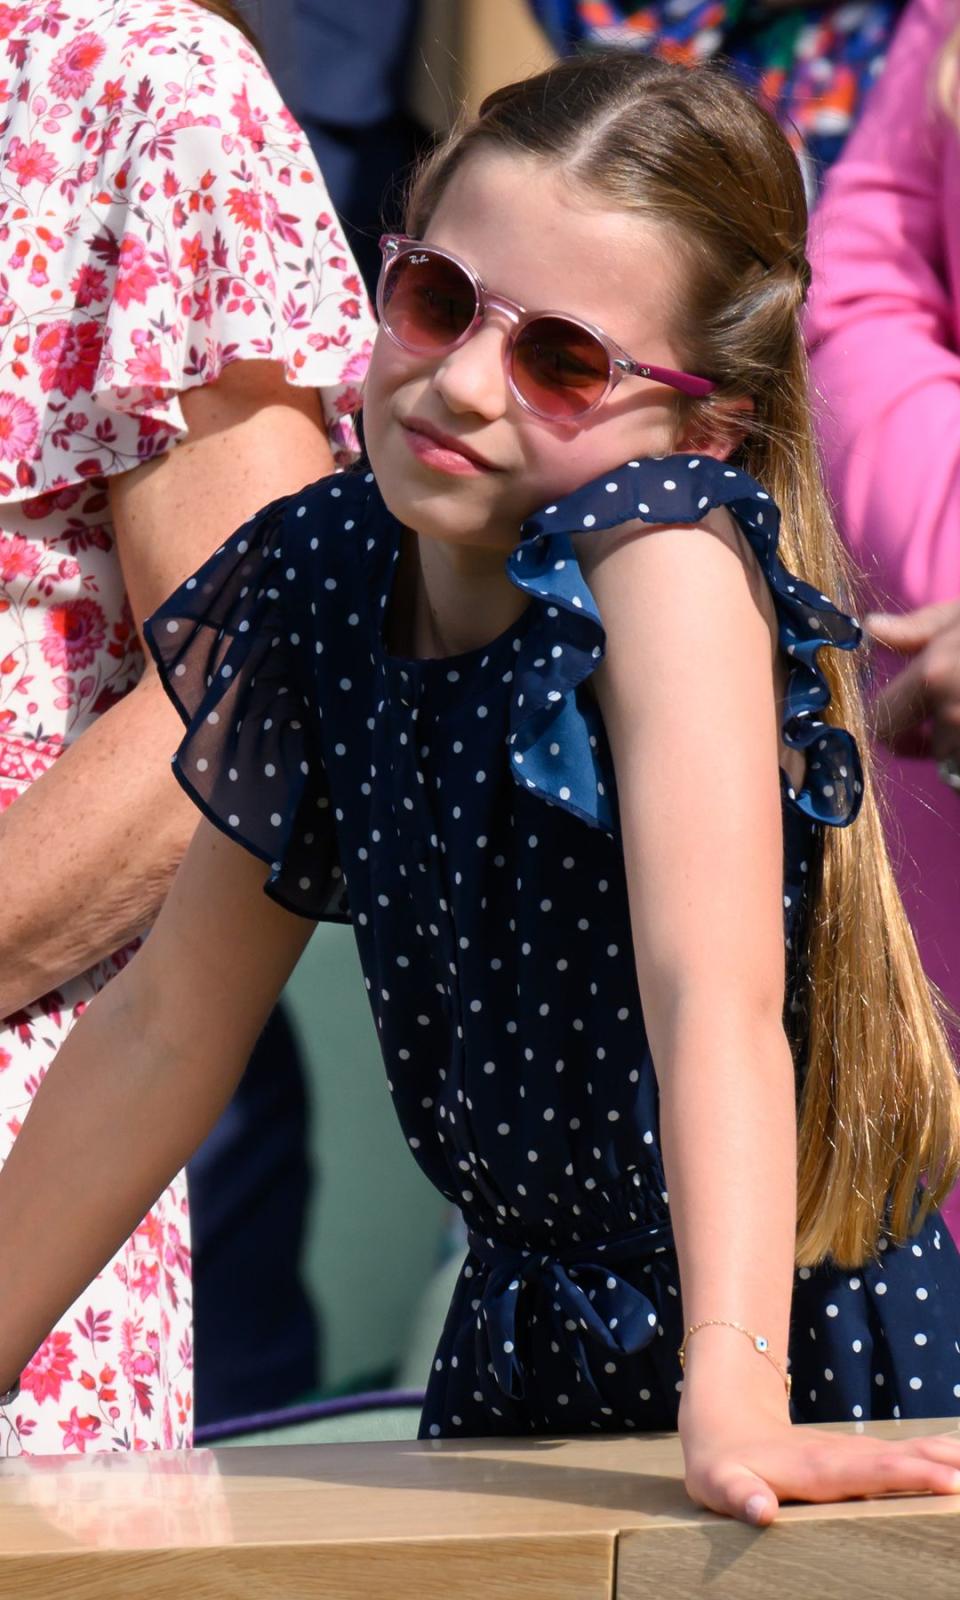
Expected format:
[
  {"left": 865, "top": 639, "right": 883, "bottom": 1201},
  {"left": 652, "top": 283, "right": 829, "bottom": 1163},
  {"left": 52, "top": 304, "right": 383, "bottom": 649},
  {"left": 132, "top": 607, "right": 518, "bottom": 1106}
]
[{"left": 467, "top": 1222, "right": 673, "bottom": 1401}]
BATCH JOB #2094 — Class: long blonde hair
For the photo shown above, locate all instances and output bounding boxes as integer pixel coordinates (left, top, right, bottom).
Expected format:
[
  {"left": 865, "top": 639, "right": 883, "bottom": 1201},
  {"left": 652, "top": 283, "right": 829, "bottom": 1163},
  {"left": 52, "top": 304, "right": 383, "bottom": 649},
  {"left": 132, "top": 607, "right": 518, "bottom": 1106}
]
[{"left": 407, "top": 53, "right": 960, "bottom": 1268}]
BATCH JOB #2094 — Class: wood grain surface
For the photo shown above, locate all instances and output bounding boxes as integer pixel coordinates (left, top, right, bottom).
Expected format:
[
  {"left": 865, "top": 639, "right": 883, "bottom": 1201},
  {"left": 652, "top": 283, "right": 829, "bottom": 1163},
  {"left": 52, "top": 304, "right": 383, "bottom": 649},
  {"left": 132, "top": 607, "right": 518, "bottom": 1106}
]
[
  {"left": 0, "top": 1421, "right": 957, "bottom": 1598},
  {"left": 617, "top": 1511, "right": 960, "bottom": 1600}
]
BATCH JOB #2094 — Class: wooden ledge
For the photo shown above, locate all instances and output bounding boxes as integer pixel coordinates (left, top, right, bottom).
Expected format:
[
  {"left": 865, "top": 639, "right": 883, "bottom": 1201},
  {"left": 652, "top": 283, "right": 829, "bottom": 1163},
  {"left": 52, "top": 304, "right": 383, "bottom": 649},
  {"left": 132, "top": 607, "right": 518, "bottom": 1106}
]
[{"left": 0, "top": 1419, "right": 957, "bottom": 1598}]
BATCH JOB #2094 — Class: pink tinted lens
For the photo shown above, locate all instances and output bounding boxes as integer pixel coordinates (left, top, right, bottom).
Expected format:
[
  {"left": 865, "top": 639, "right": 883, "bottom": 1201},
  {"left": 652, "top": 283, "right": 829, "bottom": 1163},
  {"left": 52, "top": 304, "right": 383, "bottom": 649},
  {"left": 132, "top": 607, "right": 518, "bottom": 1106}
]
[
  {"left": 512, "top": 316, "right": 611, "bottom": 418},
  {"left": 380, "top": 249, "right": 478, "bottom": 351}
]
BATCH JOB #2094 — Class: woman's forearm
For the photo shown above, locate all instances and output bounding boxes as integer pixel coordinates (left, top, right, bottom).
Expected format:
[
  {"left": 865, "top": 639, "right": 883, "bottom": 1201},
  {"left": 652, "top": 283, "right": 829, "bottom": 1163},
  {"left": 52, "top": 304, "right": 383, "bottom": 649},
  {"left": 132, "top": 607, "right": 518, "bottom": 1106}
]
[
  {"left": 0, "top": 817, "right": 313, "bottom": 1389},
  {"left": 655, "top": 998, "right": 797, "bottom": 1423},
  {"left": 0, "top": 669, "right": 198, "bottom": 1017},
  {"left": 0, "top": 956, "right": 246, "bottom": 1386},
  {"left": 0, "top": 367, "right": 340, "bottom": 1020}
]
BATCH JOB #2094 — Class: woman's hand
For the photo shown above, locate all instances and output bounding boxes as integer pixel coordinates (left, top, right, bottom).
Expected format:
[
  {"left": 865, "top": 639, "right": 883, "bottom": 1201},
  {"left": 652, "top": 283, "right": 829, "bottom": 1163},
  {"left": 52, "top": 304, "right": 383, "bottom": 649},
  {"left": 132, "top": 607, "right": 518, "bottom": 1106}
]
[
  {"left": 681, "top": 1407, "right": 960, "bottom": 1524},
  {"left": 868, "top": 599, "right": 960, "bottom": 762}
]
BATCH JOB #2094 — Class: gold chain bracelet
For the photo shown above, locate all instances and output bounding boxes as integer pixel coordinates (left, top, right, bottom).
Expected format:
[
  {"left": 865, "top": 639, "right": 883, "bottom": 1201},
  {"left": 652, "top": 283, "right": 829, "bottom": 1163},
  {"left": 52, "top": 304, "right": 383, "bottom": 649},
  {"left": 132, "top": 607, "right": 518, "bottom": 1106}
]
[{"left": 677, "top": 1319, "right": 792, "bottom": 1398}]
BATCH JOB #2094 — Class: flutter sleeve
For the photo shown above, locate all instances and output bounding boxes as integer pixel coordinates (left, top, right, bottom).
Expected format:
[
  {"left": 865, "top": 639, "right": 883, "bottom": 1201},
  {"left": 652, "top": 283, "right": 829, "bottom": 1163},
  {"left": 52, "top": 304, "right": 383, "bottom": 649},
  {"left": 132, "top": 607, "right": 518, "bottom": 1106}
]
[
  {"left": 90, "top": 45, "right": 373, "bottom": 466},
  {"left": 507, "top": 453, "right": 864, "bottom": 831},
  {"left": 145, "top": 490, "right": 344, "bottom": 920}
]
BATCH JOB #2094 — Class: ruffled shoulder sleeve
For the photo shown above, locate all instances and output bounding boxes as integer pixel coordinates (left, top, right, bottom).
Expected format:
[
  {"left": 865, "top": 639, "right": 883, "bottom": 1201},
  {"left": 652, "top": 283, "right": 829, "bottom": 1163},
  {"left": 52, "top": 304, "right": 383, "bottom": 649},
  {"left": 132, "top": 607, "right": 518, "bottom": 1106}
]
[
  {"left": 81, "top": 6, "right": 373, "bottom": 471},
  {"left": 145, "top": 477, "right": 348, "bottom": 920},
  {"left": 506, "top": 453, "right": 864, "bottom": 831},
  {"left": 0, "top": 5, "right": 373, "bottom": 505},
  {"left": 91, "top": 108, "right": 372, "bottom": 466}
]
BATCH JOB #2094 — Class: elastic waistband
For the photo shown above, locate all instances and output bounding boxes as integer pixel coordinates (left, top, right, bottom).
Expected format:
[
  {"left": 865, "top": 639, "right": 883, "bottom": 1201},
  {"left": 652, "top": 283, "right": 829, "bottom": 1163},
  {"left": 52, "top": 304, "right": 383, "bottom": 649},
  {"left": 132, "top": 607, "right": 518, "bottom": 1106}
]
[{"left": 467, "top": 1217, "right": 673, "bottom": 1273}]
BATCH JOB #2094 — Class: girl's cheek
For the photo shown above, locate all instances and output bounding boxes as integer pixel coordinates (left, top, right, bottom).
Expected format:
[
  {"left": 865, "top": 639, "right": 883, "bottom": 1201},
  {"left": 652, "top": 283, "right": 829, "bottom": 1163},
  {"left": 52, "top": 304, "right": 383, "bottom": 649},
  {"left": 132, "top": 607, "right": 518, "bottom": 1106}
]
[
  {"left": 523, "top": 413, "right": 674, "bottom": 501},
  {"left": 360, "top": 345, "right": 402, "bottom": 471},
  {"left": 361, "top": 336, "right": 392, "bottom": 415},
  {"left": 362, "top": 337, "right": 434, "bottom": 460},
  {"left": 363, "top": 334, "right": 412, "bottom": 416}
]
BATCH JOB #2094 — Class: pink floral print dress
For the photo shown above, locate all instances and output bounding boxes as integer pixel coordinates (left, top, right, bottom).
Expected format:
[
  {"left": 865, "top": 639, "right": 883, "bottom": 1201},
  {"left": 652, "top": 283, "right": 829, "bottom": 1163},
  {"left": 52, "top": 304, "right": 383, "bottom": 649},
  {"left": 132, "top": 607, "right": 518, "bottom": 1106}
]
[{"left": 0, "top": 0, "right": 372, "bottom": 1455}]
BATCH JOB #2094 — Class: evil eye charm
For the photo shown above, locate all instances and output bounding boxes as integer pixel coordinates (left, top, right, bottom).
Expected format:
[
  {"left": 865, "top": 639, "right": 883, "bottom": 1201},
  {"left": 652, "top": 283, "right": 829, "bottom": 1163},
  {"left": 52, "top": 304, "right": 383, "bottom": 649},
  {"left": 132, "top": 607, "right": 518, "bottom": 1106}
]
[{"left": 754, "top": 1335, "right": 769, "bottom": 1352}]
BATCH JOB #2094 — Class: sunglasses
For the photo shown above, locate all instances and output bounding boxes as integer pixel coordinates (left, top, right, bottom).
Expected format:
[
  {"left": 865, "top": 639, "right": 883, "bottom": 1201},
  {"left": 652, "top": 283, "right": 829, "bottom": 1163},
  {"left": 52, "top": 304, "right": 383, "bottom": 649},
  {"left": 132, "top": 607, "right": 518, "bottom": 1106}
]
[{"left": 376, "top": 234, "right": 716, "bottom": 423}]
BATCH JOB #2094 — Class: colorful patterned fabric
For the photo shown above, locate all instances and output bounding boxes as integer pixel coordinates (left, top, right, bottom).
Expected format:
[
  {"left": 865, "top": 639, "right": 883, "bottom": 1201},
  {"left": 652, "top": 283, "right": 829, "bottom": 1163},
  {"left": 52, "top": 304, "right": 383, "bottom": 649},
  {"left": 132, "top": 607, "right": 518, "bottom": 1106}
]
[
  {"left": 0, "top": 0, "right": 373, "bottom": 1456},
  {"left": 531, "top": 0, "right": 904, "bottom": 179}
]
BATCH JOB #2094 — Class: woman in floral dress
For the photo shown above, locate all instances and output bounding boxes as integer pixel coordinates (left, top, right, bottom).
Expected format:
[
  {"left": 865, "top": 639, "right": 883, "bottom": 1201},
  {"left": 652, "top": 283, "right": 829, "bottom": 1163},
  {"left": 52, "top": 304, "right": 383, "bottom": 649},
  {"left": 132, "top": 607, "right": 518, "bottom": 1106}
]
[{"left": 0, "top": 0, "right": 373, "bottom": 1454}]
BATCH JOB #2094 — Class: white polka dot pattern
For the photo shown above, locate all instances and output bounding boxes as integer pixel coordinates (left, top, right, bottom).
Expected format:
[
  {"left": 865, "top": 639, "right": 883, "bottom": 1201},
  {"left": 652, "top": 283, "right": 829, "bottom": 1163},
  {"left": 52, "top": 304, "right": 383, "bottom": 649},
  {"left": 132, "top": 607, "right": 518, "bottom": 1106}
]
[
  {"left": 517, "top": 453, "right": 864, "bottom": 830},
  {"left": 146, "top": 489, "right": 345, "bottom": 921},
  {"left": 145, "top": 460, "right": 960, "bottom": 1442}
]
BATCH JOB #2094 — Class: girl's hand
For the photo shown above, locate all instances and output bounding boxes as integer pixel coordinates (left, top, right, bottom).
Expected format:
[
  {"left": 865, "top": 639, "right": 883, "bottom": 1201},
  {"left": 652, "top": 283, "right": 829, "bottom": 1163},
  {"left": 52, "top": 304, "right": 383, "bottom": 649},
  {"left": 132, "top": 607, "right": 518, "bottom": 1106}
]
[{"left": 681, "top": 1410, "right": 960, "bottom": 1525}]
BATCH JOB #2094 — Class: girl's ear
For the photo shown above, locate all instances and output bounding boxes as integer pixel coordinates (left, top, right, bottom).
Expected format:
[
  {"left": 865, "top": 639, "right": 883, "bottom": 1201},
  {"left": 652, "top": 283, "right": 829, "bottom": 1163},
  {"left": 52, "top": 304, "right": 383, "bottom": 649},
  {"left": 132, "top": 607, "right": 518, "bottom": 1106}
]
[{"left": 675, "top": 396, "right": 753, "bottom": 461}]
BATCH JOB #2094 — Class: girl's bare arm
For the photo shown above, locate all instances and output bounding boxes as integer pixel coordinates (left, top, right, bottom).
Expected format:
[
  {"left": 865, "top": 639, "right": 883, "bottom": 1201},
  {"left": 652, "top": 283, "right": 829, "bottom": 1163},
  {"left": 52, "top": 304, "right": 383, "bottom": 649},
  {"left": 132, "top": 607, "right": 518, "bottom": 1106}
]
[
  {"left": 582, "top": 511, "right": 960, "bottom": 1521},
  {"left": 0, "top": 818, "right": 314, "bottom": 1390}
]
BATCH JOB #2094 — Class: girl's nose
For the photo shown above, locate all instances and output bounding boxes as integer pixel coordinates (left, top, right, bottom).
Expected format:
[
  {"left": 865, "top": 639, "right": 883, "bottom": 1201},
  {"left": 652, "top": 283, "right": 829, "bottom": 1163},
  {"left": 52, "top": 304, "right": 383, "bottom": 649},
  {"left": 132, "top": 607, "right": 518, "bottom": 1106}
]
[{"left": 431, "top": 320, "right": 510, "bottom": 422}]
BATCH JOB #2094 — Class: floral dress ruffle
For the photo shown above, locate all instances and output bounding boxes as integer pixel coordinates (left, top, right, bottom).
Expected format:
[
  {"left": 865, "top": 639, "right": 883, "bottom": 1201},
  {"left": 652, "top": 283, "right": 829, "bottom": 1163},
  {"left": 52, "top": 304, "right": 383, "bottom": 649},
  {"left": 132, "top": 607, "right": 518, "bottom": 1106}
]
[{"left": 0, "top": 0, "right": 373, "bottom": 1455}]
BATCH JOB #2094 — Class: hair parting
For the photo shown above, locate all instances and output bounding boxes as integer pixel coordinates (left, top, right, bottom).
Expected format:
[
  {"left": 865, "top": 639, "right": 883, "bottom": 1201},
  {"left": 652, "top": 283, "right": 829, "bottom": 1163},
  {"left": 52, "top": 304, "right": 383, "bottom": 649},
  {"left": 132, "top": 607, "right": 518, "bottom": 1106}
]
[{"left": 406, "top": 52, "right": 960, "bottom": 1267}]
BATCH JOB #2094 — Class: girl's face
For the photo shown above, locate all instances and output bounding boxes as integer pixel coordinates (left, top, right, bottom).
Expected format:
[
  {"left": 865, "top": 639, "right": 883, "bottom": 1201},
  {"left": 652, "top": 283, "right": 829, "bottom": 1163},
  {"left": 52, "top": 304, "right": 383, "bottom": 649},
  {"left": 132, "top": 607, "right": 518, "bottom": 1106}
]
[{"left": 363, "top": 150, "right": 701, "bottom": 560}]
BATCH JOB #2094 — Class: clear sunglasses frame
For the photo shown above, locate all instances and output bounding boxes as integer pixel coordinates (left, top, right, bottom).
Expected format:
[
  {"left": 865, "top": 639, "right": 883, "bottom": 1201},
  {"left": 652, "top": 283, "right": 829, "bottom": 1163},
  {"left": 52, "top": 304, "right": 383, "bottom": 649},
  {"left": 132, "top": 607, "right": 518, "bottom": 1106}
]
[{"left": 377, "top": 233, "right": 717, "bottom": 421}]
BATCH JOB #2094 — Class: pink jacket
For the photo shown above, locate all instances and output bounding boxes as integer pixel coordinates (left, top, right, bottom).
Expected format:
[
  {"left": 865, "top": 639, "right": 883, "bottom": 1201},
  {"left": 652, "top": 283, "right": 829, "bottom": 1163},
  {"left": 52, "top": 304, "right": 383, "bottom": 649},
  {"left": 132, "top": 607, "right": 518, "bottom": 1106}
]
[{"left": 806, "top": 0, "right": 960, "bottom": 1240}]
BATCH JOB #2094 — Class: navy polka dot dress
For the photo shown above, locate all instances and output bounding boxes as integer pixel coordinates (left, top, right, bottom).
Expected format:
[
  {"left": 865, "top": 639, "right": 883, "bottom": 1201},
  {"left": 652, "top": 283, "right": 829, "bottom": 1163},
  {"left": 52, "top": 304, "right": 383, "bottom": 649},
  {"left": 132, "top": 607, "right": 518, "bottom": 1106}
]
[{"left": 147, "top": 453, "right": 960, "bottom": 1437}]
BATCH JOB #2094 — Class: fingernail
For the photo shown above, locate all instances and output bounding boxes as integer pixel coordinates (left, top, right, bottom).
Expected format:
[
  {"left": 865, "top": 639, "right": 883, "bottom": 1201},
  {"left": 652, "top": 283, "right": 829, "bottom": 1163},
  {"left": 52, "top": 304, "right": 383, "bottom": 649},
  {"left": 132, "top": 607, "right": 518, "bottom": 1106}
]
[{"left": 745, "top": 1494, "right": 769, "bottom": 1524}]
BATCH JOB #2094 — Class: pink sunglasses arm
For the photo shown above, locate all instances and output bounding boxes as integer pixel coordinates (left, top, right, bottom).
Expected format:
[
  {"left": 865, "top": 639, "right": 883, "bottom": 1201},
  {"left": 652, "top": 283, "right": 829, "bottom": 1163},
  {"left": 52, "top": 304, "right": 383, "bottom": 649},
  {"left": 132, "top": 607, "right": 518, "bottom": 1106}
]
[{"left": 622, "top": 359, "right": 716, "bottom": 398}]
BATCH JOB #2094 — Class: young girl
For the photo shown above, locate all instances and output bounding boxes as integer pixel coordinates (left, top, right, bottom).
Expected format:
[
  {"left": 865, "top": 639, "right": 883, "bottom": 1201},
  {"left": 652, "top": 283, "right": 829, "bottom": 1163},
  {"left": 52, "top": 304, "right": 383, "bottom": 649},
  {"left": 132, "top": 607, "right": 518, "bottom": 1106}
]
[{"left": 2, "top": 53, "right": 960, "bottom": 1522}]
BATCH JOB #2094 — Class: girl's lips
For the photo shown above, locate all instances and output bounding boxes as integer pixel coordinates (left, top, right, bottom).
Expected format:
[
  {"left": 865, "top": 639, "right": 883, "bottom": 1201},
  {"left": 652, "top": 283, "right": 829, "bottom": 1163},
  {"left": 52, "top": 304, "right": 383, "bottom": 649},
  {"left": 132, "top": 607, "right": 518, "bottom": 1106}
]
[{"left": 401, "top": 420, "right": 496, "bottom": 476}]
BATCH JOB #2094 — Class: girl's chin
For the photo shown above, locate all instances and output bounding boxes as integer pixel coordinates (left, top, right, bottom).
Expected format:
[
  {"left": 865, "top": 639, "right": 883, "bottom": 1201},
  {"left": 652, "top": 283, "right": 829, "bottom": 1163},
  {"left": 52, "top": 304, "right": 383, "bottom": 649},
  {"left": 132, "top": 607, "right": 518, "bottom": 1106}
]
[
  {"left": 407, "top": 512, "right": 518, "bottom": 554},
  {"left": 382, "top": 486, "right": 520, "bottom": 554}
]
